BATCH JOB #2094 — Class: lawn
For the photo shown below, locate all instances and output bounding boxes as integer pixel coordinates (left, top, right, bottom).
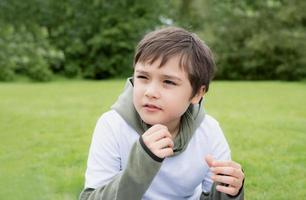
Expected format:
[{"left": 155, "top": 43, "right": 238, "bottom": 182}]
[{"left": 0, "top": 80, "right": 305, "bottom": 200}]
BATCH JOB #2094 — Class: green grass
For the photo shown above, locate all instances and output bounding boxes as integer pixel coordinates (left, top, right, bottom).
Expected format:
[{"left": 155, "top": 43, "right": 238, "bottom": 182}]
[{"left": 0, "top": 80, "right": 305, "bottom": 200}]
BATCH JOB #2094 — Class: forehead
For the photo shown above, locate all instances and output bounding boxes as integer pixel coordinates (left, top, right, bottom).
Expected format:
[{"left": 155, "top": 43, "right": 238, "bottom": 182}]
[
  {"left": 136, "top": 53, "right": 191, "bottom": 73},
  {"left": 135, "top": 55, "right": 190, "bottom": 77}
]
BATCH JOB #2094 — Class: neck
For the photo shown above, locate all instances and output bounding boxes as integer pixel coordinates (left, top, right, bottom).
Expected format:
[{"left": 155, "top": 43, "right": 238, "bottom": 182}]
[{"left": 166, "top": 119, "right": 181, "bottom": 140}]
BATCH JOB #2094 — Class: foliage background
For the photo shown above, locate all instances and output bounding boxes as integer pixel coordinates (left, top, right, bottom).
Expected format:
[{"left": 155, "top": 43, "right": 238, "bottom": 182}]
[
  {"left": 0, "top": 80, "right": 305, "bottom": 199},
  {"left": 0, "top": 0, "right": 305, "bottom": 81},
  {"left": 0, "top": 1, "right": 306, "bottom": 199}
]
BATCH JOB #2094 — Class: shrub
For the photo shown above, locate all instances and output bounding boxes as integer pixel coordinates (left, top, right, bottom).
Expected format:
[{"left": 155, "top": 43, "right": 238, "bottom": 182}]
[
  {"left": 0, "top": 24, "right": 64, "bottom": 81},
  {"left": 204, "top": 0, "right": 306, "bottom": 80}
]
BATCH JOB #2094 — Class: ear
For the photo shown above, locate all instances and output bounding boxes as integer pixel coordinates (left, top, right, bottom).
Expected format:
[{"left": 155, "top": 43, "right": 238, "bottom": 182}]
[{"left": 190, "top": 86, "right": 206, "bottom": 105}]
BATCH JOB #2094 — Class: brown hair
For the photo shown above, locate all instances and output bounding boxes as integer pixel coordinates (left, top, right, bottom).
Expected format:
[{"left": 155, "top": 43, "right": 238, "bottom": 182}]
[{"left": 133, "top": 26, "right": 215, "bottom": 96}]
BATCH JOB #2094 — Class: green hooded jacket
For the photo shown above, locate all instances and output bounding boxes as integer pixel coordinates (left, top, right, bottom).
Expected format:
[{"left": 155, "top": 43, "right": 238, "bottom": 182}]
[{"left": 79, "top": 78, "right": 244, "bottom": 200}]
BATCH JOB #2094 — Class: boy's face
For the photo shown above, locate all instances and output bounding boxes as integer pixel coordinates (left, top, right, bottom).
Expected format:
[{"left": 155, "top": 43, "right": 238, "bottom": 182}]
[{"left": 133, "top": 55, "right": 203, "bottom": 131}]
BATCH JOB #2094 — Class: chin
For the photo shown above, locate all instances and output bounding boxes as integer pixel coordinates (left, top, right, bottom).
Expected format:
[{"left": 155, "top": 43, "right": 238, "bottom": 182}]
[
  {"left": 142, "top": 119, "right": 158, "bottom": 125},
  {"left": 141, "top": 117, "right": 162, "bottom": 126}
]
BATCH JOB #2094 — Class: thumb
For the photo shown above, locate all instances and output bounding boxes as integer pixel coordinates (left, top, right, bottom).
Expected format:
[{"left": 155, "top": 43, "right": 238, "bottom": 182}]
[{"left": 205, "top": 154, "right": 215, "bottom": 167}]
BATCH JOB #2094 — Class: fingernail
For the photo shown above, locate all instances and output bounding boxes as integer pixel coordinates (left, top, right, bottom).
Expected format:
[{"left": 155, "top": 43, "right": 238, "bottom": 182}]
[{"left": 216, "top": 185, "right": 221, "bottom": 191}]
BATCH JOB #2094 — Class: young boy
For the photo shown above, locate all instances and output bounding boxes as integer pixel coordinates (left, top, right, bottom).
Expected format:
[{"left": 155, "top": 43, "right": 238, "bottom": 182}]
[{"left": 80, "top": 27, "right": 244, "bottom": 200}]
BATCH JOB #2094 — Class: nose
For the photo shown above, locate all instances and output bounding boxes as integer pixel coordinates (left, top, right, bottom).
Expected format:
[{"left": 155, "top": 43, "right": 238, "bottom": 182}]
[{"left": 144, "top": 82, "right": 161, "bottom": 99}]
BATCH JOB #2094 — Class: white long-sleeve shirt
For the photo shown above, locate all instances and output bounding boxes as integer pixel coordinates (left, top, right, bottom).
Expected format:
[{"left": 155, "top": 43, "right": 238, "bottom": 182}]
[{"left": 85, "top": 110, "right": 231, "bottom": 200}]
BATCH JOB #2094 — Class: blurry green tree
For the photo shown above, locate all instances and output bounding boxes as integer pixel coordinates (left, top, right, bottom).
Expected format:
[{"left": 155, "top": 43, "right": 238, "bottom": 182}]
[
  {"left": 0, "top": 23, "right": 64, "bottom": 81},
  {"left": 188, "top": 0, "right": 306, "bottom": 80},
  {"left": 0, "top": 0, "right": 305, "bottom": 81},
  {"left": 0, "top": 0, "right": 167, "bottom": 80}
]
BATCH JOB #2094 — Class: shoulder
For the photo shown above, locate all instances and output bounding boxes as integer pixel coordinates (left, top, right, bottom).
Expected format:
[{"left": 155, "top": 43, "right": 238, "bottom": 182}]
[
  {"left": 195, "top": 114, "right": 227, "bottom": 142},
  {"left": 92, "top": 110, "right": 128, "bottom": 138},
  {"left": 98, "top": 109, "right": 126, "bottom": 123},
  {"left": 96, "top": 110, "right": 129, "bottom": 130},
  {"left": 199, "top": 114, "right": 222, "bottom": 132},
  {"left": 94, "top": 110, "right": 137, "bottom": 139},
  {"left": 195, "top": 114, "right": 231, "bottom": 159}
]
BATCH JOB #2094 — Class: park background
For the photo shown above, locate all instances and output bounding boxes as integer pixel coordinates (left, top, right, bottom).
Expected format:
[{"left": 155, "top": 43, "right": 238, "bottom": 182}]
[{"left": 0, "top": 0, "right": 305, "bottom": 199}]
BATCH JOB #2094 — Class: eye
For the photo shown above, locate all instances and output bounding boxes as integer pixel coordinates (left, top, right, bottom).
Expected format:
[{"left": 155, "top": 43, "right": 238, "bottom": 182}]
[
  {"left": 164, "top": 80, "right": 176, "bottom": 85},
  {"left": 136, "top": 75, "right": 147, "bottom": 79}
]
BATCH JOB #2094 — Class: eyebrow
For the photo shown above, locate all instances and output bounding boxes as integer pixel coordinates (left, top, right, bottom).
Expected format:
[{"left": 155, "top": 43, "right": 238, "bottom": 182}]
[
  {"left": 135, "top": 70, "right": 149, "bottom": 75},
  {"left": 162, "top": 75, "right": 183, "bottom": 82},
  {"left": 135, "top": 70, "right": 183, "bottom": 82}
]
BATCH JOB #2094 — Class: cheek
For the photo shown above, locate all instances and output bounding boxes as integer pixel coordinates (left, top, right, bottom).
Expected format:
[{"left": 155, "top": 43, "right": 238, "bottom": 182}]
[
  {"left": 133, "top": 90, "right": 138, "bottom": 103},
  {"left": 133, "top": 85, "right": 143, "bottom": 105},
  {"left": 164, "top": 93, "right": 190, "bottom": 114}
]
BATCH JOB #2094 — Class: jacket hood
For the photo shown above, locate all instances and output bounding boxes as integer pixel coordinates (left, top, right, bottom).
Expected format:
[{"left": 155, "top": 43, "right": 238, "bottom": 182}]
[{"left": 111, "top": 78, "right": 205, "bottom": 155}]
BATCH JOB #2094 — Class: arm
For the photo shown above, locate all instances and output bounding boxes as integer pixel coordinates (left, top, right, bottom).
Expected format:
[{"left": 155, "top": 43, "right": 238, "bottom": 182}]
[
  {"left": 79, "top": 118, "right": 173, "bottom": 200},
  {"left": 200, "top": 158, "right": 245, "bottom": 200},
  {"left": 200, "top": 120, "right": 244, "bottom": 200},
  {"left": 200, "top": 182, "right": 244, "bottom": 200},
  {"left": 79, "top": 139, "right": 162, "bottom": 200},
  {"left": 79, "top": 116, "right": 163, "bottom": 200}
]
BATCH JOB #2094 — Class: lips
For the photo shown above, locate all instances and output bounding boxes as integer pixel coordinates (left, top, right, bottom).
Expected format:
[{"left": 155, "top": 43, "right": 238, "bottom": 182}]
[{"left": 143, "top": 103, "right": 162, "bottom": 112}]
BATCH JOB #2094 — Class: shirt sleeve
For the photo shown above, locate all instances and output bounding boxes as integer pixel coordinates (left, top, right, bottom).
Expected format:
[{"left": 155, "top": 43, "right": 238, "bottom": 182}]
[
  {"left": 84, "top": 116, "right": 121, "bottom": 188},
  {"left": 201, "top": 119, "right": 231, "bottom": 193},
  {"left": 200, "top": 118, "right": 244, "bottom": 200},
  {"left": 80, "top": 114, "right": 163, "bottom": 200}
]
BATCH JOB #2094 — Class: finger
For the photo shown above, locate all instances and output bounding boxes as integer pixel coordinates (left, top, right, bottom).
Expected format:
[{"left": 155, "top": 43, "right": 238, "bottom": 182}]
[
  {"left": 205, "top": 155, "right": 215, "bottom": 167},
  {"left": 147, "top": 128, "right": 172, "bottom": 142},
  {"left": 216, "top": 185, "right": 239, "bottom": 196},
  {"left": 211, "top": 167, "right": 243, "bottom": 179},
  {"left": 209, "top": 160, "right": 241, "bottom": 169},
  {"left": 152, "top": 137, "right": 174, "bottom": 149},
  {"left": 143, "top": 124, "right": 167, "bottom": 137},
  {"left": 157, "top": 148, "right": 174, "bottom": 158},
  {"left": 212, "top": 174, "right": 241, "bottom": 188}
]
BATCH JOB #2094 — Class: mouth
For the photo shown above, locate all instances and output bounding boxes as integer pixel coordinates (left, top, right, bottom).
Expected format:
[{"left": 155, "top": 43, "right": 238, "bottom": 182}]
[{"left": 143, "top": 103, "right": 162, "bottom": 112}]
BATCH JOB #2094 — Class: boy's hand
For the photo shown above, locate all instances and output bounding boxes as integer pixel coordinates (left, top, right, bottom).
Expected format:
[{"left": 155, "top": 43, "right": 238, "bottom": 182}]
[
  {"left": 142, "top": 124, "right": 174, "bottom": 159},
  {"left": 205, "top": 155, "right": 244, "bottom": 196}
]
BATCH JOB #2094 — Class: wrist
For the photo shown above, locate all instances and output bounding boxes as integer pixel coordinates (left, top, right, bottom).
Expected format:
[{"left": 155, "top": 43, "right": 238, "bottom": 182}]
[{"left": 139, "top": 136, "right": 164, "bottom": 162}]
